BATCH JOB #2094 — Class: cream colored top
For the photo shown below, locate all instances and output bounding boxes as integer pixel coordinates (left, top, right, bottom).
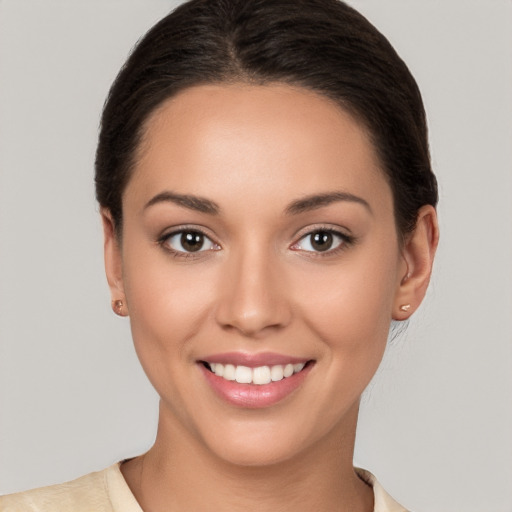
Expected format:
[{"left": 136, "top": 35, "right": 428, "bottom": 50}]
[{"left": 0, "top": 464, "right": 408, "bottom": 511}]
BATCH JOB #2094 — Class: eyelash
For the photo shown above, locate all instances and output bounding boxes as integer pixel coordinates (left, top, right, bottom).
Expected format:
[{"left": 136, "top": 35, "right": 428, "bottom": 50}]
[
  {"left": 157, "top": 226, "right": 355, "bottom": 259},
  {"left": 291, "top": 227, "right": 355, "bottom": 257},
  {"left": 157, "top": 227, "right": 220, "bottom": 259}
]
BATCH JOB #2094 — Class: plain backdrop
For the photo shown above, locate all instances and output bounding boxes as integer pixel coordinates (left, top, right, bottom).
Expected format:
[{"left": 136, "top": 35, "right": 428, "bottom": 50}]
[{"left": 1, "top": 1, "right": 511, "bottom": 511}]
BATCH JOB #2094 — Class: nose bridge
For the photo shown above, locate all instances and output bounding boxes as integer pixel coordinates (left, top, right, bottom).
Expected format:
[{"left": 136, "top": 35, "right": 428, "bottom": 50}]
[{"left": 215, "top": 238, "right": 290, "bottom": 336}]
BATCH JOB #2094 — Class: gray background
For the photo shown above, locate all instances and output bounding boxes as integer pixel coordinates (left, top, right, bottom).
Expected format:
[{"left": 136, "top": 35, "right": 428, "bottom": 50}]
[{"left": 1, "top": 1, "right": 511, "bottom": 511}]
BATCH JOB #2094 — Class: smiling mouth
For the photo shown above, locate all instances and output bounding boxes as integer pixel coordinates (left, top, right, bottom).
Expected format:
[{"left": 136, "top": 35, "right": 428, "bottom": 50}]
[{"left": 201, "top": 361, "right": 313, "bottom": 385}]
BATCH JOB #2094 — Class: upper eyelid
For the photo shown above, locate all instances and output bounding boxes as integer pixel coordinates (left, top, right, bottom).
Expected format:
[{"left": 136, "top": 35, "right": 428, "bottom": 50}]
[
  {"left": 292, "top": 224, "right": 353, "bottom": 241},
  {"left": 159, "top": 225, "right": 217, "bottom": 240}
]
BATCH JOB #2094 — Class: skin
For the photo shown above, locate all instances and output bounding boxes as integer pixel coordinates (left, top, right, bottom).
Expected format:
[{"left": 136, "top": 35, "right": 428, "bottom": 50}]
[{"left": 102, "top": 83, "right": 438, "bottom": 511}]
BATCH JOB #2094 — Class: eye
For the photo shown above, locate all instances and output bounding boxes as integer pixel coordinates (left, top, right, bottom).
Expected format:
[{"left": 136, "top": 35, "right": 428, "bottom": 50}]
[
  {"left": 163, "top": 230, "right": 219, "bottom": 254},
  {"left": 292, "top": 229, "right": 348, "bottom": 253}
]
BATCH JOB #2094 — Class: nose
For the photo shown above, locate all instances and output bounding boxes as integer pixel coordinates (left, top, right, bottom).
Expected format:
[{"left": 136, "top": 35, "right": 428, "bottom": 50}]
[{"left": 214, "top": 245, "right": 292, "bottom": 338}]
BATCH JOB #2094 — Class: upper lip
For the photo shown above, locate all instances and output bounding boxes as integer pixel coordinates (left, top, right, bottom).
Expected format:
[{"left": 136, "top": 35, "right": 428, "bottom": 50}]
[{"left": 199, "top": 352, "right": 311, "bottom": 368}]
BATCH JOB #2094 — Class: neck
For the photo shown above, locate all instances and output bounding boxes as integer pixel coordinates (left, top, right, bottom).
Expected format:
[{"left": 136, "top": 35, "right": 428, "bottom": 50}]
[{"left": 121, "top": 402, "right": 373, "bottom": 512}]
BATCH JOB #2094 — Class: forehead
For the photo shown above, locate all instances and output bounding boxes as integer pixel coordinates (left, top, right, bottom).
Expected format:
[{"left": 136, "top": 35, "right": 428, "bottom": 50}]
[{"left": 126, "top": 83, "right": 392, "bottom": 215}]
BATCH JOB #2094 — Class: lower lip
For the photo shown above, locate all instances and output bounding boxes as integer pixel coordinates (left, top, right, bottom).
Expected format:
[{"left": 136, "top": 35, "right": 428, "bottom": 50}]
[{"left": 199, "top": 363, "right": 313, "bottom": 409}]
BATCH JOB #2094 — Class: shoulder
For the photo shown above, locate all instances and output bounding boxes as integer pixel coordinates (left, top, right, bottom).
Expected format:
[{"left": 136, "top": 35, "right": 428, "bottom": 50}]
[
  {"left": 356, "top": 468, "right": 410, "bottom": 512},
  {"left": 0, "top": 463, "right": 141, "bottom": 512}
]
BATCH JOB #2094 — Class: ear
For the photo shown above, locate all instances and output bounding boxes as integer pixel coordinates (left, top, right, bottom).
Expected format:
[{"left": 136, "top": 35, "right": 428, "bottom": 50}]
[
  {"left": 101, "top": 208, "right": 128, "bottom": 317},
  {"left": 393, "top": 205, "right": 439, "bottom": 320}
]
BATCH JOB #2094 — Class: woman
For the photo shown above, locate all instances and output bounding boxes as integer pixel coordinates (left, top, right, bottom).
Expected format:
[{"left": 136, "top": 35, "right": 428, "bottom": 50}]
[{"left": 1, "top": 0, "right": 438, "bottom": 510}]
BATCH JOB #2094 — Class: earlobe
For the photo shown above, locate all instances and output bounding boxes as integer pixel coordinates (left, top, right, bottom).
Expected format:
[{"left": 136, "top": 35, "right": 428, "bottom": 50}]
[
  {"left": 101, "top": 208, "right": 128, "bottom": 317},
  {"left": 393, "top": 205, "right": 439, "bottom": 320}
]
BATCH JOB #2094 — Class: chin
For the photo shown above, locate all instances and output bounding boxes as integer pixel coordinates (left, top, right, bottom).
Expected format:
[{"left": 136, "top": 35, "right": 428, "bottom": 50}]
[
  {"left": 207, "top": 433, "right": 303, "bottom": 468},
  {"left": 194, "top": 411, "right": 333, "bottom": 469}
]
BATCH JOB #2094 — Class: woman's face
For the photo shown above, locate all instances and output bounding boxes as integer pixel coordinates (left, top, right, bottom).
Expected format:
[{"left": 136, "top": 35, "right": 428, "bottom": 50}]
[{"left": 106, "top": 83, "right": 408, "bottom": 466}]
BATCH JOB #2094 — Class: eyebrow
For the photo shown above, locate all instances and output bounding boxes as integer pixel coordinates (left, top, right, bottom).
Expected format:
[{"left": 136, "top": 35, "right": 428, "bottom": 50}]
[
  {"left": 144, "top": 191, "right": 220, "bottom": 215},
  {"left": 144, "top": 190, "right": 371, "bottom": 216},
  {"left": 285, "top": 191, "right": 372, "bottom": 215}
]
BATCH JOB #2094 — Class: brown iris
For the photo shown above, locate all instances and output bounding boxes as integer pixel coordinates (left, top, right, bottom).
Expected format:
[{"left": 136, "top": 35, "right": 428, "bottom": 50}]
[
  {"left": 180, "top": 232, "right": 204, "bottom": 252},
  {"left": 310, "top": 231, "right": 334, "bottom": 252}
]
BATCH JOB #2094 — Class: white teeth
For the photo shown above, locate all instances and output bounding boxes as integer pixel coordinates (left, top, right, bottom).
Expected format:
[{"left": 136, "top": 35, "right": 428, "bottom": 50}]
[
  {"left": 270, "top": 365, "right": 284, "bottom": 382},
  {"left": 283, "top": 364, "right": 294, "bottom": 378},
  {"left": 208, "top": 361, "right": 307, "bottom": 385},
  {"left": 253, "top": 366, "right": 271, "bottom": 385},
  {"left": 223, "top": 364, "right": 236, "bottom": 381},
  {"left": 235, "top": 365, "right": 252, "bottom": 384}
]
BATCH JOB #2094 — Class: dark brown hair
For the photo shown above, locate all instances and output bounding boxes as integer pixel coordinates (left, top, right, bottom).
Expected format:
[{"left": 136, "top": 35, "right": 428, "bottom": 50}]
[{"left": 95, "top": 0, "right": 438, "bottom": 238}]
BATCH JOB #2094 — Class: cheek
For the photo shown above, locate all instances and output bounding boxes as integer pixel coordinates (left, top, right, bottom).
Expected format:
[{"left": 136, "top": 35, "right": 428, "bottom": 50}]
[
  {"left": 121, "top": 245, "right": 217, "bottom": 373},
  {"left": 289, "top": 250, "right": 399, "bottom": 424},
  {"left": 294, "top": 247, "right": 398, "bottom": 361}
]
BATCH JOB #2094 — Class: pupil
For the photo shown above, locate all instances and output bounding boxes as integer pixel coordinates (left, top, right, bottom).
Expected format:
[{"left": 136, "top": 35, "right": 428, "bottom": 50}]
[
  {"left": 181, "top": 232, "right": 204, "bottom": 252},
  {"left": 311, "top": 231, "right": 333, "bottom": 251}
]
